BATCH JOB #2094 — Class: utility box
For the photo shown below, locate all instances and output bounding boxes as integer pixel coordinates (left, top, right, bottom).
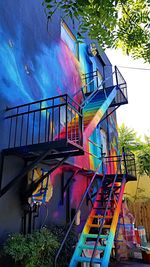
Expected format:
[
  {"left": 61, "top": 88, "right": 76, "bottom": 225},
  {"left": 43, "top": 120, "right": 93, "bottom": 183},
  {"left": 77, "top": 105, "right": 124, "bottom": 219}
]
[{"left": 142, "top": 251, "right": 150, "bottom": 264}]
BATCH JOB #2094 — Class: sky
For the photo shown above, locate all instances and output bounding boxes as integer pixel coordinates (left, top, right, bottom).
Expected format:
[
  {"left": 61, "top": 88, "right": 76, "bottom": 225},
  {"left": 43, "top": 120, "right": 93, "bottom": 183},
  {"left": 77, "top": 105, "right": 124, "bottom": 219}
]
[{"left": 106, "top": 49, "right": 150, "bottom": 140}]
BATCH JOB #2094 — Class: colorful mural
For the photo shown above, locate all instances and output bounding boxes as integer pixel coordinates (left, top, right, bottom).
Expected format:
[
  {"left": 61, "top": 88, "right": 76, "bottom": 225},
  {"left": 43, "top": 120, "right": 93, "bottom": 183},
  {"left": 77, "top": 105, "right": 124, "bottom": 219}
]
[
  {"left": 0, "top": 3, "right": 137, "bottom": 267},
  {"left": 0, "top": 29, "right": 81, "bottom": 108},
  {"left": 0, "top": 9, "right": 119, "bottom": 172},
  {"left": 0, "top": 1, "right": 125, "bottom": 257},
  {"left": 28, "top": 168, "right": 53, "bottom": 204}
]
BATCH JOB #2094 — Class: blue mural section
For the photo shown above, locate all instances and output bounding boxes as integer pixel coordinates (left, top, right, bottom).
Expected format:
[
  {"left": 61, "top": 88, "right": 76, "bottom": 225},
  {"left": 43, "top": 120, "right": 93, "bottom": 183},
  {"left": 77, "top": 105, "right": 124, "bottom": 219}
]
[{"left": 0, "top": 0, "right": 81, "bottom": 111}]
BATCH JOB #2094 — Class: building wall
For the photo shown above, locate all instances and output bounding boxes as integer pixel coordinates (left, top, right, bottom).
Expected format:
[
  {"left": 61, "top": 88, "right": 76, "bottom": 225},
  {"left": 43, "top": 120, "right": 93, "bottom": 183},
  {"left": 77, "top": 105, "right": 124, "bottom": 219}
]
[
  {"left": 125, "top": 175, "right": 150, "bottom": 202},
  {"left": 0, "top": 0, "right": 118, "bottom": 241}
]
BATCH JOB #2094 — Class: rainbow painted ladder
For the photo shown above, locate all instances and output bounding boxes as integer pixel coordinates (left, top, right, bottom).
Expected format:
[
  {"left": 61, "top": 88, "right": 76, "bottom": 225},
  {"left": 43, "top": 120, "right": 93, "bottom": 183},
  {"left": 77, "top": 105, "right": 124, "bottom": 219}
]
[{"left": 69, "top": 172, "right": 126, "bottom": 267}]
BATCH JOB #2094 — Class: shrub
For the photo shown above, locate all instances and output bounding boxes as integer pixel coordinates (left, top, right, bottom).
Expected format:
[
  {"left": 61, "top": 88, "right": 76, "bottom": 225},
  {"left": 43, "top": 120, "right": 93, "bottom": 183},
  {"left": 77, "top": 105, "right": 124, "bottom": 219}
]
[
  {"left": 49, "top": 224, "right": 78, "bottom": 267},
  {"left": 3, "top": 228, "right": 60, "bottom": 267}
]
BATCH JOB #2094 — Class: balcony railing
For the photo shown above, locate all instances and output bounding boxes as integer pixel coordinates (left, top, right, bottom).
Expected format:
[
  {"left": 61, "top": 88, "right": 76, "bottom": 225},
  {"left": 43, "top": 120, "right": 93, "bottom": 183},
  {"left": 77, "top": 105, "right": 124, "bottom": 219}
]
[
  {"left": 103, "top": 148, "right": 136, "bottom": 180},
  {"left": 113, "top": 66, "right": 128, "bottom": 106},
  {"left": 81, "top": 70, "right": 101, "bottom": 94},
  {"left": 5, "top": 94, "right": 83, "bottom": 150},
  {"left": 81, "top": 66, "right": 128, "bottom": 107}
]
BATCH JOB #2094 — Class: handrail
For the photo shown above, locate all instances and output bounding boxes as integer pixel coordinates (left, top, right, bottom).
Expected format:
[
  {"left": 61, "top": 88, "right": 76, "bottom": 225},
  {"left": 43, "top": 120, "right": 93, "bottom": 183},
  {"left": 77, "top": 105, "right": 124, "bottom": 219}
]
[
  {"left": 81, "top": 70, "right": 116, "bottom": 108},
  {"left": 88, "top": 138, "right": 103, "bottom": 150},
  {"left": 123, "top": 147, "right": 137, "bottom": 178},
  {"left": 5, "top": 94, "right": 68, "bottom": 111},
  {"left": 90, "top": 151, "right": 124, "bottom": 266},
  {"left": 82, "top": 70, "right": 97, "bottom": 77},
  {"left": 5, "top": 103, "right": 67, "bottom": 119},
  {"left": 73, "top": 76, "right": 98, "bottom": 100},
  {"left": 67, "top": 94, "right": 82, "bottom": 111},
  {"left": 101, "top": 173, "right": 126, "bottom": 267},
  {"left": 54, "top": 160, "right": 103, "bottom": 267},
  {"left": 73, "top": 69, "right": 116, "bottom": 106},
  {"left": 115, "top": 66, "right": 126, "bottom": 87},
  {"left": 5, "top": 93, "right": 82, "bottom": 114}
]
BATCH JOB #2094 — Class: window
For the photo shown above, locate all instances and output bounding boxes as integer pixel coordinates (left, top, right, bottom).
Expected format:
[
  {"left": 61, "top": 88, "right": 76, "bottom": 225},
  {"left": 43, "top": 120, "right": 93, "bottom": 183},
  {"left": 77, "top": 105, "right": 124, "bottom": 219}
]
[
  {"left": 100, "top": 128, "right": 108, "bottom": 156},
  {"left": 61, "top": 20, "right": 78, "bottom": 57},
  {"left": 97, "top": 70, "right": 103, "bottom": 89}
]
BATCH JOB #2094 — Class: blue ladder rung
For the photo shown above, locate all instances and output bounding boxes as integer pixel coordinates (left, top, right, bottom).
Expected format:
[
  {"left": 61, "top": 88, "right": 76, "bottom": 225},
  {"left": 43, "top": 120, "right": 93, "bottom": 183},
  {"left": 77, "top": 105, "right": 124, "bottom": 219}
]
[
  {"left": 83, "top": 233, "right": 108, "bottom": 239},
  {"left": 77, "top": 256, "right": 102, "bottom": 263},
  {"left": 80, "top": 244, "right": 105, "bottom": 250}
]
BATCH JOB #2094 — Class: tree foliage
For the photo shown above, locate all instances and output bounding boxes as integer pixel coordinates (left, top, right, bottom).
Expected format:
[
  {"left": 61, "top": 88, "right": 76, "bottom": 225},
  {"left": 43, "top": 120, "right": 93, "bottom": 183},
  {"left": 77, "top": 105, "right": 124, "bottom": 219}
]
[
  {"left": 137, "top": 141, "right": 150, "bottom": 176},
  {"left": 118, "top": 124, "right": 150, "bottom": 177},
  {"left": 42, "top": 0, "right": 150, "bottom": 63},
  {"left": 118, "top": 123, "right": 141, "bottom": 152}
]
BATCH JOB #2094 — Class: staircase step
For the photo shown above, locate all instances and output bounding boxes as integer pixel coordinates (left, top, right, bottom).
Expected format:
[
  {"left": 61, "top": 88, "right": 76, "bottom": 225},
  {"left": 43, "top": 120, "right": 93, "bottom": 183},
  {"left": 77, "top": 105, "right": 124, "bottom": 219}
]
[
  {"left": 98, "top": 192, "right": 110, "bottom": 195},
  {"left": 102, "top": 185, "right": 121, "bottom": 188},
  {"left": 93, "top": 207, "right": 112, "bottom": 210},
  {"left": 111, "top": 186, "right": 121, "bottom": 190},
  {"left": 91, "top": 215, "right": 113, "bottom": 219},
  {"left": 96, "top": 199, "right": 114, "bottom": 203},
  {"left": 77, "top": 256, "right": 102, "bottom": 263},
  {"left": 98, "top": 192, "right": 119, "bottom": 196},
  {"left": 84, "top": 101, "right": 104, "bottom": 109},
  {"left": 80, "top": 244, "right": 105, "bottom": 251},
  {"left": 99, "top": 192, "right": 110, "bottom": 197},
  {"left": 88, "top": 224, "right": 111, "bottom": 228},
  {"left": 83, "top": 233, "right": 108, "bottom": 239}
]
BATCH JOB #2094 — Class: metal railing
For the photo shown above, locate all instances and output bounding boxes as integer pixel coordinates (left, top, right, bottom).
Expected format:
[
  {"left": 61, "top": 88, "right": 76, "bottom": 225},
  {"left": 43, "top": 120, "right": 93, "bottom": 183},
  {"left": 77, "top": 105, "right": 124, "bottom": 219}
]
[
  {"left": 103, "top": 147, "right": 136, "bottom": 178},
  {"left": 82, "top": 71, "right": 100, "bottom": 94},
  {"left": 90, "top": 155, "right": 124, "bottom": 266},
  {"left": 81, "top": 66, "right": 128, "bottom": 107},
  {"left": 5, "top": 94, "right": 83, "bottom": 149},
  {"left": 113, "top": 66, "right": 128, "bottom": 106},
  {"left": 122, "top": 147, "right": 137, "bottom": 178}
]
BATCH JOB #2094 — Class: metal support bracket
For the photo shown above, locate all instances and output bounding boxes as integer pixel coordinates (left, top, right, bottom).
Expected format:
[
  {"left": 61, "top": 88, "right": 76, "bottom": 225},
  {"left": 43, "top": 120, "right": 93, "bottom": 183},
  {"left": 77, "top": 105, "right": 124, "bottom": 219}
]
[
  {"left": 61, "top": 170, "right": 78, "bottom": 205},
  {"left": 0, "top": 149, "right": 51, "bottom": 198}
]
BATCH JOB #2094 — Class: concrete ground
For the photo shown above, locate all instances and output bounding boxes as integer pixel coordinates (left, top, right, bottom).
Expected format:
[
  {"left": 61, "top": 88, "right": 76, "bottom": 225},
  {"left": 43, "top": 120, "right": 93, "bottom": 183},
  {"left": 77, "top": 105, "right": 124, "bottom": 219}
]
[{"left": 109, "top": 261, "right": 150, "bottom": 267}]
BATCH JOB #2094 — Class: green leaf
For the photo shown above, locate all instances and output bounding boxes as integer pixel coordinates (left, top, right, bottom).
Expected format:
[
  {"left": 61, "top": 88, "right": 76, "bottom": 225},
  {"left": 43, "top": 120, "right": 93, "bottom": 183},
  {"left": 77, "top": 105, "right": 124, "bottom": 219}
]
[{"left": 42, "top": 0, "right": 150, "bottom": 63}]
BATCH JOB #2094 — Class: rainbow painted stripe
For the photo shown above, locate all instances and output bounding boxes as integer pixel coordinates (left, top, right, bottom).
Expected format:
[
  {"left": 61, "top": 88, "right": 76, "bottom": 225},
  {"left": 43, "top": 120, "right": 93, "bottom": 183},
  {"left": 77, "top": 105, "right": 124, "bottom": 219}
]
[
  {"left": 59, "top": 86, "right": 118, "bottom": 143},
  {"left": 84, "top": 87, "right": 117, "bottom": 139},
  {"left": 71, "top": 86, "right": 118, "bottom": 170}
]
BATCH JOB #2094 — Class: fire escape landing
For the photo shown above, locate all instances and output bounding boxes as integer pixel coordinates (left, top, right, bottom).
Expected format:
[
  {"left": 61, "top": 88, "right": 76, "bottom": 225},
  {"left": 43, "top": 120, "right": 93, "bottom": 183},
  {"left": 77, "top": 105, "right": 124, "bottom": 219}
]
[{"left": 0, "top": 94, "right": 84, "bottom": 197}]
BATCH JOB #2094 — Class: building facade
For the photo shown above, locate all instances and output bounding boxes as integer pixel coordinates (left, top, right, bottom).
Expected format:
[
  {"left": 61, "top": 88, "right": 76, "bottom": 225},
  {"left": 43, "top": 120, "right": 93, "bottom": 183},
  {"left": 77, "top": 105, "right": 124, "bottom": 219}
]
[{"left": 0, "top": 1, "right": 136, "bottom": 266}]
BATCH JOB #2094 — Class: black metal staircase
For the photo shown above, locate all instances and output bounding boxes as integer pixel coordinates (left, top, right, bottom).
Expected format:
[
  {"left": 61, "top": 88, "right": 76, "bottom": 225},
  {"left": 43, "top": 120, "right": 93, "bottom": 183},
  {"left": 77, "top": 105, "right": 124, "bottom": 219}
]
[{"left": 54, "top": 149, "right": 137, "bottom": 267}]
